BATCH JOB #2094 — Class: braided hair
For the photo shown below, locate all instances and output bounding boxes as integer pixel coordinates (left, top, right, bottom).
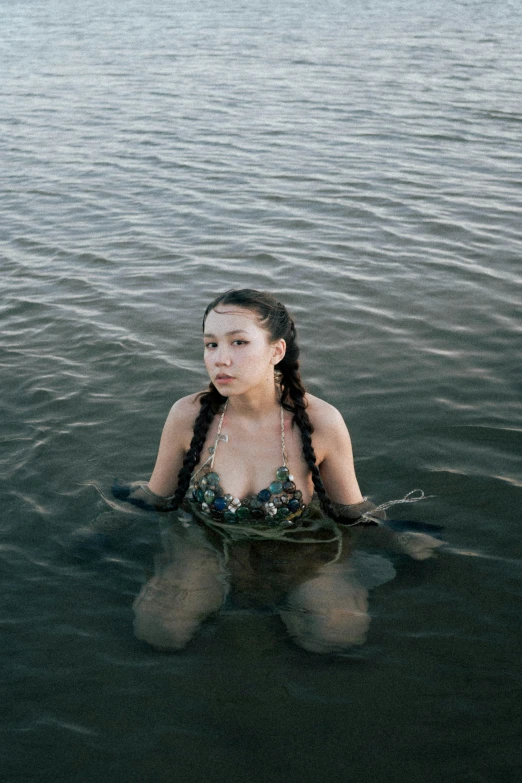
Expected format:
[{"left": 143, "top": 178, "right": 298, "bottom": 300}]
[{"left": 169, "top": 289, "right": 338, "bottom": 520}]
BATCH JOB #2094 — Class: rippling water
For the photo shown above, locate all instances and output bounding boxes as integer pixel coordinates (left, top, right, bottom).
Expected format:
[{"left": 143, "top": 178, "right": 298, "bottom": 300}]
[{"left": 2, "top": 0, "right": 521, "bottom": 780}]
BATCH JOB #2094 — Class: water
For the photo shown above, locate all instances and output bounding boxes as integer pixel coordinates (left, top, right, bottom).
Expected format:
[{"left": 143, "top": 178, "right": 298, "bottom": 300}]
[{"left": 1, "top": 0, "right": 521, "bottom": 780}]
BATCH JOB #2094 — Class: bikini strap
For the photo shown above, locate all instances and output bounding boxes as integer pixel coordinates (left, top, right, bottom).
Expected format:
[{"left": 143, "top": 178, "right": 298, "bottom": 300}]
[
  {"left": 194, "top": 399, "right": 286, "bottom": 478},
  {"left": 280, "top": 404, "right": 288, "bottom": 467},
  {"left": 209, "top": 400, "right": 229, "bottom": 470},
  {"left": 192, "top": 399, "right": 229, "bottom": 480}
]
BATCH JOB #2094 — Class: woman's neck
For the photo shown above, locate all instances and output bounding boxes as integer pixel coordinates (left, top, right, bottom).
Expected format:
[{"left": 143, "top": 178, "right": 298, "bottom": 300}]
[{"left": 225, "top": 379, "right": 281, "bottom": 420}]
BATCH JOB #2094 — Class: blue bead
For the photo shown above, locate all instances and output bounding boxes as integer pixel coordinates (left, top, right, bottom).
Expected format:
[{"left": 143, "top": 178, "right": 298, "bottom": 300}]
[
  {"left": 257, "top": 488, "right": 271, "bottom": 503},
  {"left": 288, "top": 498, "right": 300, "bottom": 512},
  {"left": 269, "top": 481, "right": 283, "bottom": 495},
  {"left": 213, "top": 497, "right": 227, "bottom": 511}
]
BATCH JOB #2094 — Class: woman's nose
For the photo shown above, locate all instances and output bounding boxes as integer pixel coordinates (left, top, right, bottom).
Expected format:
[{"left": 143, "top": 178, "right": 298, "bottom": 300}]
[{"left": 215, "top": 347, "right": 231, "bottom": 366}]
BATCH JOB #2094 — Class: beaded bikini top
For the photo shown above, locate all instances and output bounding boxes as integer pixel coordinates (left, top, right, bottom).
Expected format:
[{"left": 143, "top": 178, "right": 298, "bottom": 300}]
[{"left": 188, "top": 401, "right": 307, "bottom": 528}]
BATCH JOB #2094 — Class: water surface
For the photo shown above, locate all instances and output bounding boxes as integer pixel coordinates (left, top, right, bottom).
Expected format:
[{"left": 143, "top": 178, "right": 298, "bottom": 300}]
[{"left": 1, "top": 0, "right": 521, "bottom": 781}]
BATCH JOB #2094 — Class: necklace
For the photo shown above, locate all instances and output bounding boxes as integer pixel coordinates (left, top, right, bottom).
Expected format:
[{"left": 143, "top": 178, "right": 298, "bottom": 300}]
[{"left": 189, "top": 400, "right": 305, "bottom": 526}]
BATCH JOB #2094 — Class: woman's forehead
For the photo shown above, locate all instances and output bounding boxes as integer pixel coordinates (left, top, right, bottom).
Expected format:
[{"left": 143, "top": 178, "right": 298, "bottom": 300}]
[{"left": 203, "top": 307, "right": 263, "bottom": 335}]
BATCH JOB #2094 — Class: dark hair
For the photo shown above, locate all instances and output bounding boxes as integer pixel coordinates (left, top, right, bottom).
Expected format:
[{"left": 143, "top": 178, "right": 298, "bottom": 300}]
[{"left": 168, "top": 289, "right": 338, "bottom": 519}]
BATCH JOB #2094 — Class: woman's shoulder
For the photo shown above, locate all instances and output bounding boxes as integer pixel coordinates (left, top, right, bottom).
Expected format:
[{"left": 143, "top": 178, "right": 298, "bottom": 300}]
[
  {"left": 164, "top": 392, "right": 206, "bottom": 430},
  {"left": 303, "top": 394, "right": 356, "bottom": 467},
  {"left": 304, "top": 393, "right": 346, "bottom": 433},
  {"left": 169, "top": 392, "right": 203, "bottom": 413}
]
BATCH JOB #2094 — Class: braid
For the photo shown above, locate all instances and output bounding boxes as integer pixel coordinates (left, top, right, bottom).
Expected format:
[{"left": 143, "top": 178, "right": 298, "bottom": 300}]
[
  {"left": 296, "top": 413, "right": 337, "bottom": 520},
  {"left": 168, "top": 384, "right": 226, "bottom": 510},
  {"left": 278, "top": 322, "right": 339, "bottom": 522}
]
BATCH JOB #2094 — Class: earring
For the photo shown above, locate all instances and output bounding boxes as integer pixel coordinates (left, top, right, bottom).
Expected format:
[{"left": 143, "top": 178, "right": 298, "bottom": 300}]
[{"left": 274, "top": 369, "right": 283, "bottom": 384}]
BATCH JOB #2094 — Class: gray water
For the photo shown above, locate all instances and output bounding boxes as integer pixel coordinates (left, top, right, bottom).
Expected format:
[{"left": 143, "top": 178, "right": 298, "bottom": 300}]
[{"left": 1, "top": 0, "right": 521, "bottom": 780}]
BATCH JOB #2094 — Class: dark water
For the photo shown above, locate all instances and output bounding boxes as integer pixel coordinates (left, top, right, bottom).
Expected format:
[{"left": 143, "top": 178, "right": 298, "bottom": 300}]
[{"left": 1, "top": 0, "right": 521, "bottom": 780}]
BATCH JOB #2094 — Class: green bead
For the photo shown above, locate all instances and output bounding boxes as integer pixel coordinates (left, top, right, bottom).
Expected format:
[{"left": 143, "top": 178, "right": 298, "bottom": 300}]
[
  {"left": 206, "top": 472, "right": 219, "bottom": 486},
  {"left": 236, "top": 506, "right": 250, "bottom": 521},
  {"left": 276, "top": 466, "right": 290, "bottom": 481},
  {"left": 224, "top": 511, "right": 237, "bottom": 523},
  {"left": 195, "top": 489, "right": 204, "bottom": 503},
  {"left": 204, "top": 489, "right": 215, "bottom": 503},
  {"left": 269, "top": 481, "right": 283, "bottom": 495},
  {"left": 277, "top": 506, "right": 290, "bottom": 518}
]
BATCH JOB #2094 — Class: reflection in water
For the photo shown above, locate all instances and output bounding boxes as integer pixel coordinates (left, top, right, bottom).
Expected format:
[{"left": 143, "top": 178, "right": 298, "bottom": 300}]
[{"left": 132, "top": 514, "right": 396, "bottom": 654}]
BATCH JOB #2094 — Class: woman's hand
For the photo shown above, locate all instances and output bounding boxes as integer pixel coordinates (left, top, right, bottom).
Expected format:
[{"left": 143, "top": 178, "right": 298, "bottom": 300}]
[
  {"left": 391, "top": 531, "right": 445, "bottom": 560},
  {"left": 112, "top": 480, "right": 174, "bottom": 512}
]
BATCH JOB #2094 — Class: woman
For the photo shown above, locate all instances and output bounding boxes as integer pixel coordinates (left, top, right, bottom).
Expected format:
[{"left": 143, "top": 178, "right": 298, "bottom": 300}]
[{"left": 118, "top": 289, "right": 441, "bottom": 653}]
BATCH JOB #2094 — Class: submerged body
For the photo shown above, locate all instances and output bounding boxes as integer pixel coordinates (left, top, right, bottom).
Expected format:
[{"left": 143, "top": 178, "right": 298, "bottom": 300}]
[{"left": 132, "top": 511, "right": 390, "bottom": 654}]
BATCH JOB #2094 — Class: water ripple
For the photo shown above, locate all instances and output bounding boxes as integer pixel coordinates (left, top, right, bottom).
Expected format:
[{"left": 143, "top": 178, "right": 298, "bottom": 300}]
[{"left": 2, "top": 1, "right": 522, "bottom": 779}]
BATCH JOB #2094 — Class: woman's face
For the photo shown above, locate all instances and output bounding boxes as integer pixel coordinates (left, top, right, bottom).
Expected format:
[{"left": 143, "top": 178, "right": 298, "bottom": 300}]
[{"left": 203, "top": 306, "right": 285, "bottom": 396}]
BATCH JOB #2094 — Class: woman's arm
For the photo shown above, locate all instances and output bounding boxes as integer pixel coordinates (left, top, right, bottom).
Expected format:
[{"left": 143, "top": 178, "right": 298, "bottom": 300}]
[
  {"left": 147, "top": 394, "right": 200, "bottom": 497},
  {"left": 307, "top": 398, "right": 444, "bottom": 555},
  {"left": 307, "top": 396, "right": 364, "bottom": 505},
  {"left": 111, "top": 394, "right": 200, "bottom": 511},
  {"left": 306, "top": 397, "right": 388, "bottom": 524}
]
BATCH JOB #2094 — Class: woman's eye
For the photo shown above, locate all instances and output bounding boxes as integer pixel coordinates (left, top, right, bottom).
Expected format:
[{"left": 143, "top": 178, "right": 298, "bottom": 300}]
[{"left": 204, "top": 340, "right": 248, "bottom": 348}]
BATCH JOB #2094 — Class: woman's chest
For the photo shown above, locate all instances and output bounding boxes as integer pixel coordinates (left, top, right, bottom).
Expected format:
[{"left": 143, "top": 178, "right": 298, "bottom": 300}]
[{"left": 194, "top": 417, "right": 313, "bottom": 504}]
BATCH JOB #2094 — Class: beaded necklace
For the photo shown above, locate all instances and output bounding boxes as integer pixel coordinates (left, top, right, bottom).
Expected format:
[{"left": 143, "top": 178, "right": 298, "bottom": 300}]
[{"left": 188, "top": 400, "right": 306, "bottom": 527}]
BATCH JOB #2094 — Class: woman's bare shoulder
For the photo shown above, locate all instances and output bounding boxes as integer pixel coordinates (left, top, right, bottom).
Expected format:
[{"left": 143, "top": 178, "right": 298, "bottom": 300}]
[
  {"left": 304, "top": 394, "right": 358, "bottom": 472},
  {"left": 304, "top": 393, "right": 346, "bottom": 433},
  {"left": 165, "top": 392, "right": 205, "bottom": 429}
]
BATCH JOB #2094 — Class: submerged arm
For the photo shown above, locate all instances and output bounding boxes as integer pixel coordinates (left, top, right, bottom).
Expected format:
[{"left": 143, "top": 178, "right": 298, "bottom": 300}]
[{"left": 111, "top": 480, "right": 176, "bottom": 512}]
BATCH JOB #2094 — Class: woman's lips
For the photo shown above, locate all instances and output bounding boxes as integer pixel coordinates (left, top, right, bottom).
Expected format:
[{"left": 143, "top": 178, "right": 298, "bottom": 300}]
[{"left": 215, "top": 374, "right": 235, "bottom": 383}]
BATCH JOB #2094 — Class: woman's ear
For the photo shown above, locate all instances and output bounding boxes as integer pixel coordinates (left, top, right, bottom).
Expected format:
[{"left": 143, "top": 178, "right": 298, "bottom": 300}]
[{"left": 271, "top": 339, "right": 286, "bottom": 365}]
